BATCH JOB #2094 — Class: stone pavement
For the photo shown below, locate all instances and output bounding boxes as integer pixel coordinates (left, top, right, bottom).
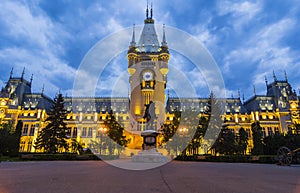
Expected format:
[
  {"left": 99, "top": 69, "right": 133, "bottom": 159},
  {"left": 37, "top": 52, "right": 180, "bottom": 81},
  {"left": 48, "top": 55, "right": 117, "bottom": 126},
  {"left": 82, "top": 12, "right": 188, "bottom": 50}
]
[{"left": 0, "top": 160, "right": 299, "bottom": 193}]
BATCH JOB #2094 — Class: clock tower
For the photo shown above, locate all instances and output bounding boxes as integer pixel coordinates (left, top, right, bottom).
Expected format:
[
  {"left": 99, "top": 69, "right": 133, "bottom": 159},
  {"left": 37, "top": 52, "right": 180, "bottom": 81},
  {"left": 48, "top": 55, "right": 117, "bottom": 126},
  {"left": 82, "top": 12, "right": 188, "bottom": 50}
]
[{"left": 127, "top": 5, "right": 170, "bottom": 137}]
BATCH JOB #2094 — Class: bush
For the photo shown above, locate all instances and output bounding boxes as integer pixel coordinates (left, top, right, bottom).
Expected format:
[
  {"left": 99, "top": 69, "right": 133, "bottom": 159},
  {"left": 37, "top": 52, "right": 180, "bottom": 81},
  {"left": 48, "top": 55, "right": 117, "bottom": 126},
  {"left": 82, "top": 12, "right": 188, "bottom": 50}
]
[
  {"left": 20, "top": 153, "right": 100, "bottom": 161},
  {"left": 174, "top": 154, "right": 278, "bottom": 164}
]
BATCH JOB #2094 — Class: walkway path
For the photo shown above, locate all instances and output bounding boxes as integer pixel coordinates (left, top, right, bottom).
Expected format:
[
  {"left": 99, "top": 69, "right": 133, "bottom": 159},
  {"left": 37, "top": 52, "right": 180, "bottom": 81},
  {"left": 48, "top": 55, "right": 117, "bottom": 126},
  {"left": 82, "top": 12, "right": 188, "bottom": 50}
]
[{"left": 0, "top": 161, "right": 299, "bottom": 193}]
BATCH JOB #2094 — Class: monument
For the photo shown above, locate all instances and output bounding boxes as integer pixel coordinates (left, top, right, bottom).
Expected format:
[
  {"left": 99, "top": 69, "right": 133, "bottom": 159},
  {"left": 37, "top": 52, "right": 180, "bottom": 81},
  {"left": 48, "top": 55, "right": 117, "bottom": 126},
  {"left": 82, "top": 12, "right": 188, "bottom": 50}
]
[{"left": 132, "top": 101, "right": 168, "bottom": 162}]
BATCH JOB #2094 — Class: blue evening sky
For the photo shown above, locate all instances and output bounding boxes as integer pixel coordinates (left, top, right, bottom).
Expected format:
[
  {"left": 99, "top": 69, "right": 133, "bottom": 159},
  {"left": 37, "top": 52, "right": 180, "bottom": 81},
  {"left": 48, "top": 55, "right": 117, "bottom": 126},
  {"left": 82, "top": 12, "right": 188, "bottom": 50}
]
[{"left": 0, "top": 0, "right": 300, "bottom": 100}]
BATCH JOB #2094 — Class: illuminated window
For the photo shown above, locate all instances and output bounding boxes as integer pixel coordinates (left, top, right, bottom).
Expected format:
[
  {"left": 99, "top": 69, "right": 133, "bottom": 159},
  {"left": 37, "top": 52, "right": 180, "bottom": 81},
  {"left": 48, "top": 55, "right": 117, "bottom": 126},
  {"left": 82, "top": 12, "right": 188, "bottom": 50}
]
[
  {"left": 29, "top": 125, "right": 35, "bottom": 136},
  {"left": 82, "top": 127, "right": 87, "bottom": 138},
  {"left": 268, "top": 127, "right": 273, "bottom": 136},
  {"left": 246, "top": 129, "right": 250, "bottom": 137},
  {"left": 20, "top": 141, "right": 25, "bottom": 152},
  {"left": 262, "top": 128, "right": 266, "bottom": 138},
  {"left": 22, "top": 124, "right": 29, "bottom": 136},
  {"left": 88, "top": 127, "right": 93, "bottom": 138},
  {"left": 66, "top": 127, "right": 71, "bottom": 137},
  {"left": 72, "top": 127, "right": 77, "bottom": 138},
  {"left": 275, "top": 127, "right": 279, "bottom": 135},
  {"left": 27, "top": 141, "right": 32, "bottom": 152}
]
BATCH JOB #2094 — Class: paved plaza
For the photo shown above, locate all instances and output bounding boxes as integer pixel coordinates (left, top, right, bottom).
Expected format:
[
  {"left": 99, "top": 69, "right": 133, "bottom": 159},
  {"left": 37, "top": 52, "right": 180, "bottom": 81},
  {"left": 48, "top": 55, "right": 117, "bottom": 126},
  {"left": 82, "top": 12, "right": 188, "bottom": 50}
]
[{"left": 0, "top": 160, "right": 299, "bottom": 193}]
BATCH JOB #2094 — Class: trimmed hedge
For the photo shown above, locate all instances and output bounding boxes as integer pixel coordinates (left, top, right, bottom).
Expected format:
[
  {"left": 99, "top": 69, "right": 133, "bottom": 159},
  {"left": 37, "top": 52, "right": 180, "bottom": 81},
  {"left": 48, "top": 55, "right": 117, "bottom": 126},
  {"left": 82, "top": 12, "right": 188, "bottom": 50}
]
[
  {"left": 174, "top": 155, "right": 278, "bottom": 164},
  {"left": 20, "top": 153, "right": 100, "bottom": 161}
]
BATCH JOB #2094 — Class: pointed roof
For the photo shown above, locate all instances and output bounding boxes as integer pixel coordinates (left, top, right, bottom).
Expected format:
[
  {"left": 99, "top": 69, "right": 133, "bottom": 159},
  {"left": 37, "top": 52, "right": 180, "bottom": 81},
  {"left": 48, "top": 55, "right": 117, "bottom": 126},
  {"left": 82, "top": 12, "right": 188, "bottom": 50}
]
[
  {"left": 136, "top": 3, "right": 160, "bottom": 53},
  {"left": 130, "top": 24, "right": 136, "bottom": 47},
  {"left": 161, "top": 24, "right": 167, "bottom": 47}
]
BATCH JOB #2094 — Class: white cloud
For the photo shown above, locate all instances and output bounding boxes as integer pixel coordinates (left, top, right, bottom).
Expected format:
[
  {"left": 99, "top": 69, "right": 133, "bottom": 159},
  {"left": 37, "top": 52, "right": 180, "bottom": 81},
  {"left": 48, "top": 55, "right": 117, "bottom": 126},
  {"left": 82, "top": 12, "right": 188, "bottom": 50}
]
[
  {"left": 222, "top": 17, "right": 299, "bottom": 96},
  {"left": 217, "top": 1, "right": 262, "bottom": 31},
  {"left": 0, "top": 1, "right": 68, "bottom": 54},
  {"left": 224, "top": 18, "right": 297, "bottom": 72},
  {"left": 0, "top": 1, "right": 76, "bottom": 97},
  {"left": 188, "top": 17, "right": 218, "bottom": 50},
  {"left": 0, "top": 47, "right": 76, "bottom": 96},
  {"left": 1, "top": 0, "right": 299, "bottom": 101}
]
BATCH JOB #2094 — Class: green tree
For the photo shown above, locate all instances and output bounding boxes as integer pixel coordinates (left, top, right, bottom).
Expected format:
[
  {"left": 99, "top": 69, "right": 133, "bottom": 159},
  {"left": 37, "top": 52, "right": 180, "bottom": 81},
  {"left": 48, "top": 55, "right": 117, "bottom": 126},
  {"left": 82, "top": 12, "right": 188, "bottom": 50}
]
[
  {"left": 70, "top": 138, "right": 84, "bottom": 155},
  {"left": 237, "top": 127, "right": 248, "bottom": 155},
  {"left": 0, "top": 121, "right": 22, "bottom": 156},
  {"left": 251, "top": 121, "right": 264, "bottom": 155},
  {"left": 0, "top": 123, "right": 11, "bottom": 155},
  {"left": 103, "top": 111, "right": 128, "bottom": 156},
  {"left": 284, "top": 131, "right": 300, "bottom": 151},
  {"left": 182, "top": 109, "right": 202, "bottom": 156},
  {"left": 204, "top": 92, "right": 224, "bottom": 154},
  {"left": 34, "top": 93, "right": 69, "bottom": 153},
  {"left": 160, "top": 110, "right": 181, "bottom": 155},
  {"left": 212, "top": 127, "right": 237, "bottom": 155},
  {"left": 263, "top": 133, "right": 285, "bottom": 155}
]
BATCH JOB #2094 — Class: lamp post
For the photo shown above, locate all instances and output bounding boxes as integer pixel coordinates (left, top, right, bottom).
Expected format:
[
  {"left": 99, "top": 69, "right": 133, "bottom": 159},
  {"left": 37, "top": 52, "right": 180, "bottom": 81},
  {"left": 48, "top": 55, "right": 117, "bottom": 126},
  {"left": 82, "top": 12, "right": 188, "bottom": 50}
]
[
  {"left": 99, "top": 127, "right": 107, "bottom": 155},
  {"left": 178, "top": 127, "right": 189, "bottom": 156}
]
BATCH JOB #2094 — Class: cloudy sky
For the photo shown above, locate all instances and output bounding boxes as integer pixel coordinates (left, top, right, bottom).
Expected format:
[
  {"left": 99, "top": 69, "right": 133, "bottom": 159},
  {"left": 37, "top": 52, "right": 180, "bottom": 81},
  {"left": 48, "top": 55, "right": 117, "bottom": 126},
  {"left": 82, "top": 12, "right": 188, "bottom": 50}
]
[{"left": 0, "top": 0, "right": 300, "bottom": 101}]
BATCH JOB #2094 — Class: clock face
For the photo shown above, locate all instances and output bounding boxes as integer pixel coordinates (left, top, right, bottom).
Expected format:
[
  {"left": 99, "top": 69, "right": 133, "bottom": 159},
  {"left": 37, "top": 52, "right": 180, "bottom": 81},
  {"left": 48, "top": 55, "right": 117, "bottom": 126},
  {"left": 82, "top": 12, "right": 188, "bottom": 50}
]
[
  {"left": 143, "top": 71, "right": 153, "bottom": 81},
  {"left": 0, "top": 108, "right": 5, "bottom": 116},
  {"left": 291, "top": 111, "right": 299, "bottom": 118}
]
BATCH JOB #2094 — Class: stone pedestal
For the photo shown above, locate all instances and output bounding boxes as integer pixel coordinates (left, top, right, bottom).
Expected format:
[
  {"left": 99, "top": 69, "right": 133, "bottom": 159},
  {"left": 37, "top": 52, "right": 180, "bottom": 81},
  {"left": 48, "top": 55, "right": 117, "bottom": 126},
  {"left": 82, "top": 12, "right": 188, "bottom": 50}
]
[
  {"left": 132, "top": 130, "right": 168, "bottom": 163},
  {"left": 132, "top": 148, "right": 168, "bottom": 163}
]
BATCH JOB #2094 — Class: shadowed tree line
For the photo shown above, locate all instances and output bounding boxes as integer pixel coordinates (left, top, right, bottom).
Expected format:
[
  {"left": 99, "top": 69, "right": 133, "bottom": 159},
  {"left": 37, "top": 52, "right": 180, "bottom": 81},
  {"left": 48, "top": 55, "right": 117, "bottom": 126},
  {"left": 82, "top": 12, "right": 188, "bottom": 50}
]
[
  {"left": 161, "top": 92, "right": 300, "bottom": 157},
  {"left": 34, "top": 93, "right": 128, "bottom": 155},
  {"left": 0, "top": 121, "right": 22, "bottom": 156}
]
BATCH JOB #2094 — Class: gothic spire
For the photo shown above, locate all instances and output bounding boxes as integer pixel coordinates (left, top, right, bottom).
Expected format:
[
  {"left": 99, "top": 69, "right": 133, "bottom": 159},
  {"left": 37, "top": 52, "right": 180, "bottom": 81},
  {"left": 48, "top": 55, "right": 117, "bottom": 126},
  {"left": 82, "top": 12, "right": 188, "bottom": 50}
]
[
  {"left": 146, "top": 0, "right": 149, "bottom": 19},
  {"left": 253, "top": 85, "right": 256, "bottom": 96},
  {"left": 273, "top": 70, "right": 277, "bottom": 82},
  {"left": 144, "top": 1, "right": 154, "bottom": 23},
  {"left": 150, "top": 2, "right": 153, "bottom": 19},
  {"left": 10, "top": 67, "right": 13, "bottom": 79},
  {"left": 130, "top": 24, "right": 136, "bottom": 47},
  {"left": 161, "top": 24, "right": 167, "bottom": 47},
  {"left": 41, "top": 84, "right": 44, "bottom": 94},
  {"left": 265, "top": 75, "right": 268, "bottom": 86},
  {"left": 21, "top": 67, "right": 25, "bottom": 80},
  {"left": 284, "top": 70, "right": 288, "bottom": 82},
  {"left": 30, "top": 74, "right": 33, "bottom": 85}
]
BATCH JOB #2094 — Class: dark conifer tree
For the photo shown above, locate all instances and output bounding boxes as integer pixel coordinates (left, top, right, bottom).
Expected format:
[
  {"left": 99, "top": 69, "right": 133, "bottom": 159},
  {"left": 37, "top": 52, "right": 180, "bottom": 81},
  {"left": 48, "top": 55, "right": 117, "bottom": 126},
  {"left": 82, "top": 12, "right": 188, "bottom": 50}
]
[
  {"left": 237, "top": 127, "right": 248, "bottom": 155},
  {"left": 103, "top": 110, "right": 128, "bottom": 155},
  {"left": 0, "top": 121, "right": 22, "bottom": 156},
  {"left": 251, "top": 121, "right": 264, "bottom": 155},
  {"left": 34, "top": 93, "right": 69, "bottom": 153}
]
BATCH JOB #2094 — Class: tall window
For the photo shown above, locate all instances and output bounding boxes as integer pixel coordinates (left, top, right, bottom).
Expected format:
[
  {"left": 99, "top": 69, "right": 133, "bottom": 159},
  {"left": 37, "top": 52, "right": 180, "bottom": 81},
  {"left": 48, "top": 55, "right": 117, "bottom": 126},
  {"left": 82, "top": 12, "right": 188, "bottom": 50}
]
[
  {"left": 267, "top": 127, "right": 273, "bottom": 136},
  {"left": 246, "top": 129, "right": 250, "bottom": 138},
  {"left": 66, "top": 127, "right": 71, "bottom": 137},
  {"left": 275, "top": 127, "right": 279, "bottom": 135},
  {"left": 72, "top": 127, "right": 77, "bottom": 138},
  {"left": 88, "top": 127, "right": 93, "bottom": 138},
  {"left": 82, "top": 127, "right": 87, "bottom": 138},
  {"left": 27, "top": 141, "right": 32, "bottom": 152},
  {"left": 22, "top": 124, "right": 29, "bottom": 136},
  {"left": 261, "top": 128, "right": 266, "bottom": 138},
  {"left": 29, "top": 124, "right": 35, "bottom": 136},
  {"left": 20, "top": 141, "right": 25, "bottom": 152}
]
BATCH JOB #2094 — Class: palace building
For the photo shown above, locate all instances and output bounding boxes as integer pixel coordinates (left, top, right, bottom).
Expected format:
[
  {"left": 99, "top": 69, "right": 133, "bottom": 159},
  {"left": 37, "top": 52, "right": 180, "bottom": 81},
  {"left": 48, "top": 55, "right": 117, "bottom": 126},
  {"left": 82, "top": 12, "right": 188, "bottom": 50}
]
[{"left": 0, "top": 6, "right": 299, "bottom": 155}]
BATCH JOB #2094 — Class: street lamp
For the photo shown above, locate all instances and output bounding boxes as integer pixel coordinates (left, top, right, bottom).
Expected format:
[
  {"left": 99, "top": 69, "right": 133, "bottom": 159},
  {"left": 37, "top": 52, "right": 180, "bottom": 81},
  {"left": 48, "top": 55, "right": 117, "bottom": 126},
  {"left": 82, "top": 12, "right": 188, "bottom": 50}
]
[
  {"left": 178, "top": 127, "right": 189, "bottom": 156},
  {"left": 98, "top": 127, "right": 107, "bottom": 155},
  {"left": 179, "top": 127, "right": 188, "bottom": 135}
]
